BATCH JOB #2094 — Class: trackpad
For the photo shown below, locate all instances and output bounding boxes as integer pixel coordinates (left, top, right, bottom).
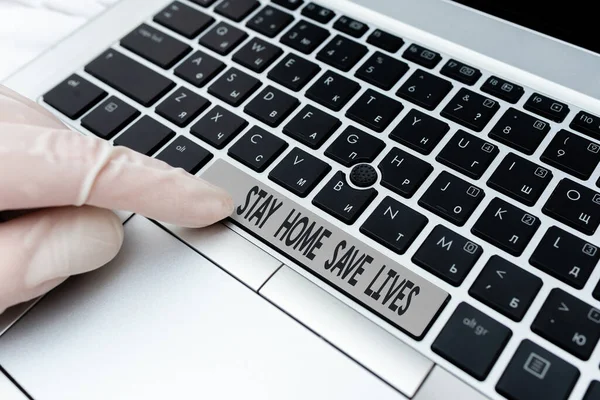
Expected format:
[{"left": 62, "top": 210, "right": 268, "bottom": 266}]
[{"left": 0, "top": 216, "right": 402, "bottom": 400}]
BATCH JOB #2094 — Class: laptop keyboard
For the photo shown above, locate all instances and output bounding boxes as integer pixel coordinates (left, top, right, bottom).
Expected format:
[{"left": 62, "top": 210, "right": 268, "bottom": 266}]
[{"left": 39, "top": 0, "right": 600, "bottom": 399}]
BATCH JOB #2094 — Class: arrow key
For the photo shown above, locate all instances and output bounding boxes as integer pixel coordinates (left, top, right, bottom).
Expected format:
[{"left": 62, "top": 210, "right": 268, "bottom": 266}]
[{"left": 469, "top": 255, "right": 542, "bottom": 321}]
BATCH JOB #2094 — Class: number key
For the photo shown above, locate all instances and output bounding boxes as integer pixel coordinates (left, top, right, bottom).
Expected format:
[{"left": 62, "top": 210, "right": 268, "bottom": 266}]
[
  {"left": 441, "top": 88, "right": 500, "bottom": 132},
  {"left": 541, "top": 129, "right": 600, "bottom": 180},
  {"left": 396, "top": 69, "right": 453, "bottom": 110},
  {"left": 317, "top": 35, "right": 368, "bottom": 72},
  {"left": 355, "top": 51, "right": 409, "bottom": 90},
  {"left": 489, "top": 108, "right": 550, "bottom": 155},
  {"left": 246, "top": 5, "right": 294, "bottom": 37},
  {"left": 280, "top": 20, "right": 329, "bottom": 54}
]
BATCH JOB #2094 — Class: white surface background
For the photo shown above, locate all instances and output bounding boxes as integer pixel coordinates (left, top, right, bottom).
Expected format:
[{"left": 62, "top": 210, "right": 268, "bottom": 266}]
[{"left": 0, "top": 0, "right": 120, "bottom": 81}]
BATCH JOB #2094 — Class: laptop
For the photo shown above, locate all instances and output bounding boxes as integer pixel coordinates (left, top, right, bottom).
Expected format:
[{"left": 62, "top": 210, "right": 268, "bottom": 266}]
[{"left": 1, "top": 0, "right": 599, "bottom": 398}]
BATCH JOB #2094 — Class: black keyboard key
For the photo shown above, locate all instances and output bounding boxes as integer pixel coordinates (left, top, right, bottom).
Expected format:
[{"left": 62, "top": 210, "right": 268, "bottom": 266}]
[
  {"left": 85, "top": 50, "right": 175, "bottom": 107},
  {"left": 389, "top": 109, "right": 449, "bottom": 155},
  {"left": 154, "top": 2, "right": 215, "bottom": 39},
  {"left": 367, "top": 29, "right": 404, "bottom": 53},
  {"left": 199, "top": 22, "right": 248, "bottom": 55},
  {"left": 215, "top": 0, "right": 259, "bottom": 22},
  {"left": 43, "top": 74, "right": 106, "bottom": 119},
  {"left": 120, "top": 24, "right": 191, "bottom": 69},
  {"left": 469, "top": 256, "right": 542, "bottom": 322},
  {"left": 571, "top": 110, "right": 600, "bottom": 141},
  {"left": 272, "top": 0, "right": 303, "bottom": 10},
  {"left": 584, "top": 381, "right": 600, "bottom": 400},
  {"left": 346, "top": 89, "right": 403, "bottom": 133},
  {"left": 332, "top": 15, "right": 368, "bottom": 38},
  {"left": 228, "top": 126, "right": 288, "bottom": 172},
  {"left": 301, "top": 2, "right": 335, "bottom": 23},
  {"left": 174, "top": 51, "right": 225, "bottom": 88},
  {"left": 413, "top": 225, "right": 483, "bottom": 286},
  {"left": 313, "top": 171, "right": 377, "bottom": 224},
  {"left": 190, "top": 0, "right": 218, "bottom": 6},
  {"left": 402, "top": 43, "right": 441, "bottom": 69},
  {"left": 378, "top": 147, "right": 433, "bottom": 198},
  {"left": 436, "top": 130, "right": 499, "bottom": 179},
  {"left": 440, "top": 59, "right": 481, "bottom": 85},
  {"left": 487, "top": 153, "right": 553, "bottom": 206},
  {"left": 419, "top": 171, "right": 485, "bottom": 226},
  {"left": 489, "top": 108, "right": 550, "bottom": 155},
  {"left": 233, "top": 37, "right": 283, "bottom": 72},
  {"left": 246, "top": 5, "right": 294, "bottom": 38},
  {"left": 355, "top": 51, "right": 409, "bottom": 90},
  {"left": 532, "top": 288, "right": 600, "bottom": 360},
  {"left": 306, "top": 70, "right": 360, "bottom": 111},
  {"left": 541, "top": 129, "right": 600, "bottom": 180},
  {"left": 191, "top": 105, "right": 248, "bottom": 149},
  {"left": 543, "top": 179, "right": 600, "bottom": 235},
  {"left": 594, "top": 280, "right": 600, "bottom": 301},
  {"left": 283, "top": 105, "right": 341, "bottom": 148},
  {"left": 481, "top": 75, "right": 524, "bottom": 104},
  {"left": 208, "top": 67, "right": 261, "bottom": 107},
  {"left": 269, "top": 147, "right": 330, "bottom": 197},
  {"left": 472, "top": 198, "right": 540, "bottom": 256},
  {"left": 396, "top": 69, "right": 452, "bottom": 110},
  {"left": 244, "top": 85, "right": 300, "bottom": 127},
  {"left": 267, "top": 53, "right": 320, "bottom": 91},
  {"left": 81, "top": 97, "right": 140, "bottom": 140},
  {"left": 156, "top": 87, "right": 210, "bottom": 127},
  {"left": 524, "top": 92, "right": 570, "bottom": 123},
  {"left": 280, "top": 20, "right": 329, "bottom": 54},
  {"left": 325, "top": 126, "right": 384, "bottom": 167},
  {"left": 496, "top": 340, "right": 579, "bottom": 400},
  {"left": 530, "top": 226, "right": 599, "bottom": 289},
  {"left": 441, "top": 88, "right": 500, "bottom": 132},
  {"left": 155, "top": 136, "right": 213, "bottom": 174},
  {"left": 317, "top": 35, "right": 368, "bottom": 72},
  {"left": 114, "top": 116, "right": 175, "bottom": 155},
  {"left": 432, "top": 302, "right": 511, "bottom": 380},
  {"left": 360, "top": 196, "right": 428, "bottom": 255}
]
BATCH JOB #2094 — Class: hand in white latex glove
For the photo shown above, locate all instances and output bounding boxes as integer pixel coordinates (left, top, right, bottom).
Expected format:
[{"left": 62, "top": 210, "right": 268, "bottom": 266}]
[{"left": 0, "top": 85, "right": 234, "bottom": 313}]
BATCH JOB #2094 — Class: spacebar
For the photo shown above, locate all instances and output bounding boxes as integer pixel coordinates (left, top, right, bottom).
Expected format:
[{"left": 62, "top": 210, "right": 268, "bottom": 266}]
[{"left": 200, "top": 159, "right": 450, "bottom": 340}]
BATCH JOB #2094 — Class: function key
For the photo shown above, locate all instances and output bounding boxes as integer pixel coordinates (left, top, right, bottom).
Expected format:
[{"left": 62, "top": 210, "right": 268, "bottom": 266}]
[
  {"left": 543, "top": 178, "right": 600, "bottom": 236},
  {"left": 524, "top": 92, "right": 570, "bottom": 123},
  {"left": 114, "top": 116, "right": 175, "bottom": 156},
  {"left": 305, "top": 70, "right": 360, "bottom": 111},
  {"left": 440, "top": 59, "right": 482, "bottom": 85},
  {"left": 269, "top": 147, "right": 331, "bottom": 197},
  {"left": 232, "top": 37, "right": 283, "bottom": 72},
  {"left": 530, "top": 226, "right": 600, "bottom": 289},
  {"left": 325, "top": 126, "right": 384, "bottom": 167},
  {"left": 282, "top": 105, "right": 341, "bottom": 148},
  {"left": 313, "top": 171, "right": 377, "bottom": 224},
  {"left": 540, "top": 129, "right": 600, "bottom": 180},
  {"left": 317, "top": 35, "right": 368, "bottom": 72},
  {"left": 215, "top": 0, "right": 260, "bottom": 22},
  {"left": 333, "top": 15, "right": 369, "bottom": 38},
  {"left": 489, "top": 108, "right": 550, "bottom": 155},
  {"left": 487, "top": 152, "right": 553, "bottom": 206},
  {"left": 532, "top": 288, "right": 600, "bottom": 360},
  {"left": 396, "top": 69, "right": 453, "bottom": 110},
  {"left": 301, "top": 2, "right": 335, "bottom": 24},
  {"left": 360, "top": 196, "right": 428, "bottom": 255},
  {"left": 190, "top": 0, "right": 218, "bottom": 6},
  {"left": 272, "top": 0, "right": 304, "bottom": 10},
  {"left": 191, "top": 105, "right": 248, "bottom": 149},
  {"left": 280, "top": 20, "right": 330, "bottom": 54},
  {"left": 155, "top": 136, "right": 213, "bottom": 174},
  {"left": 43, "top": 74, "right": 107, "bottom": 119},
  {"left": 378, "top": 147, "right": 433, "bottom": 198},
  {"left": 244, "top": 85, "right": 300, "bottom": 127},
  {"left": 346, "top": 89, "right": 404, "bottom": 133},
  {"left": 412, "top": 225, "right": 483, "bottom": 286},
  {"left": 81, "top": 96, "right": 140, "bottom": 140},
  {"left": 469, "top": 255, "right": 542, "bottom": 322},
  {"left": 228, "top": 126, "right": 288, "bottom": 172},
  {"left": 246, "top": 5, "right": 294, "bottom": 38},
  {"left": 418, "top": 171, "right": 485, "bottom": 226},
  {"left": 199, "top": 22, "right": 248, "bottom": 55},
  {"left": 432, "top": 302, "right": 511, "bottom": 380},
  {"left": 174, "top": 51, "right": 225, "bottom": 88},
  {"left": 267, "top": 53, "right": 321, "bottom": 91},
  {"left": 208, "top": 67, "right": 261, "bottom": 107},
  {"left": 402, "top": 43, "right": 442, "bottom": 69},
  {"left": 472, "top": 198, "right": 541, "bottom": 256},
  {"left": 496, "top": 340, "right": 579, "bottom": 400},
  {"left": 571, "top": 110, "right": 600, "bottom": 141},
  {"left": 441, "top": 88, "right": 500, "bottom": 132},
  {"left": 389, "top": 109, "right": 449, "bottom": 155},
  {"left": 480, "top": 75, "right": 524, "bottom": 104},
  {"left": 367, "top": 29, "right": 404, "bottom": 53},
  {"left": 436, "top": 130, "right": 499, "bottom": 180},
  {"left": 120, "top": 24, "right": 191, "bottom": 69},
  {"left": 355, "top": 51, "right": 409, "bottom": 90},
  {"left": 153, "top": 2, "right": 215, "bottom": 39},
  {"left": 155, "top": 87, "right": 210, "bottom": 127}
]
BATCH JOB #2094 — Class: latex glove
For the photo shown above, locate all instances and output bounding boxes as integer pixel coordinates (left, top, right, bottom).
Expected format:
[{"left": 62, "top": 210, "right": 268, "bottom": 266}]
[{"left": 0, "top": 85, "right": 234, "bottom": 313}]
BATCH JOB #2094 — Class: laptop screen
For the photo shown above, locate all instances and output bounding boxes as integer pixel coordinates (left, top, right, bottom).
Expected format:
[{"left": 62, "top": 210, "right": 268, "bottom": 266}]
[{"left": 451, "top": 1, "right": 598, "bottom": 55}]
